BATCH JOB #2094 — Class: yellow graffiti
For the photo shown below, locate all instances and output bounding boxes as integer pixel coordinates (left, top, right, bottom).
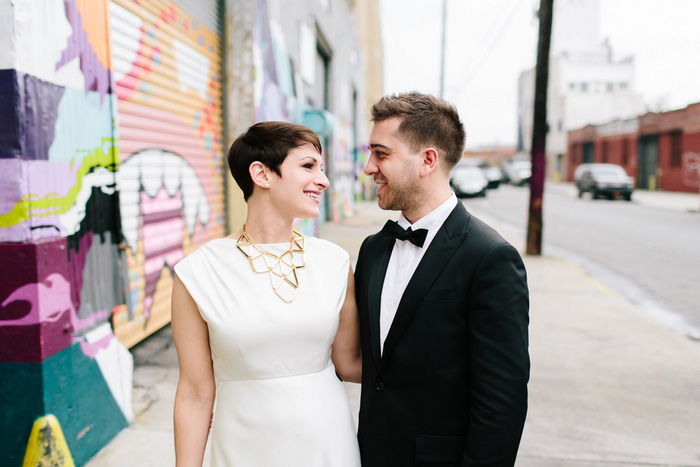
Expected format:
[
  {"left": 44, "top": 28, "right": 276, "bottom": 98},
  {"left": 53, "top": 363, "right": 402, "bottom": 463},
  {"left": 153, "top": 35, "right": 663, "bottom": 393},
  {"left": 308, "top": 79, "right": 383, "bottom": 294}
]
[
  {"left": 22, "top": 414, "right": 76, "bottom": 467},
  {"left": 0, "top": 139, "right": 118, "bottom": 228}
]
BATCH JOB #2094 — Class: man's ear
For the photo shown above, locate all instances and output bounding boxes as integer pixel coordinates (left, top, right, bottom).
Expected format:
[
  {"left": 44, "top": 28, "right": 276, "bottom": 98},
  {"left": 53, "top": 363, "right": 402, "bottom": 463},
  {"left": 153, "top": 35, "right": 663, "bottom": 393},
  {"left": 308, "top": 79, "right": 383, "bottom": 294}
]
[
  {"left": 249, "top": 161, "right": 271, "bottom": 188},
  {"left": 420, "top": 148, "right": 440, "bottom": 176}
]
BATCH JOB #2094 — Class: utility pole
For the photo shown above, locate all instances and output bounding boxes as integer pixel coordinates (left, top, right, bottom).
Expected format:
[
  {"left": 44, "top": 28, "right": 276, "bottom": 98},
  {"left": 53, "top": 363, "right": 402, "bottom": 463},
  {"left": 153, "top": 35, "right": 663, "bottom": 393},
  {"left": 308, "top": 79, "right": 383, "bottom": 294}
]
[
  {"left": 439, "top": 0, "right": 447, "bottom": 98},
  {"left": 526, "top": 0, "right": 553, "bottom": 256}
]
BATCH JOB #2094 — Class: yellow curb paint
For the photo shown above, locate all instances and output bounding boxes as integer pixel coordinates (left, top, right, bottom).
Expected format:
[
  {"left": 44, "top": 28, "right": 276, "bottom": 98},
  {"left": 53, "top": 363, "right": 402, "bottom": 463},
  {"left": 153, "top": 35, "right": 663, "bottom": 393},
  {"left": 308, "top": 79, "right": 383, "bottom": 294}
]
[
  {"left": 555, "top": 256, "right": 617, "bottom": 297},
  {"left": 23, "top": 414, "right": 76, "bottom": 467}
]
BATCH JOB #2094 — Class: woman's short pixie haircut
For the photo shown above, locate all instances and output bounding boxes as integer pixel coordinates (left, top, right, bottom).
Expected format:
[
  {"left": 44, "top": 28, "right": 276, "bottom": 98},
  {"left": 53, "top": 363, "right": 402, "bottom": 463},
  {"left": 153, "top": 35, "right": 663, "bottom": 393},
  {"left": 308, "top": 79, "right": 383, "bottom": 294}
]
[{"left": 228, "top": 121, "right": 322, "bottom": 200}]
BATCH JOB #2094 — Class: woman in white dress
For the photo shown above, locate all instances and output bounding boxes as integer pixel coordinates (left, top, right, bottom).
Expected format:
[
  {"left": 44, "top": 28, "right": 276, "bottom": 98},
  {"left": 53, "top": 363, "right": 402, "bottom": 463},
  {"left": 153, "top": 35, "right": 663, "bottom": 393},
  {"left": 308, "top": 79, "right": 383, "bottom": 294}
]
[{"left": 171, "top": 121, "right": 362, "bottom": 466}]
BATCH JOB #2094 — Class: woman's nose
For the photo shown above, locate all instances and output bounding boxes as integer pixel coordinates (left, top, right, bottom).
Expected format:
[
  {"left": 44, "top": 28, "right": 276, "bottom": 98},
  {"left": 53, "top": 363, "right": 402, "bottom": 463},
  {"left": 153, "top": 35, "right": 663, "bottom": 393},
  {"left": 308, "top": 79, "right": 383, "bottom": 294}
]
[{"left": 317, "top": 171, "right": 330, "bottom": 190}]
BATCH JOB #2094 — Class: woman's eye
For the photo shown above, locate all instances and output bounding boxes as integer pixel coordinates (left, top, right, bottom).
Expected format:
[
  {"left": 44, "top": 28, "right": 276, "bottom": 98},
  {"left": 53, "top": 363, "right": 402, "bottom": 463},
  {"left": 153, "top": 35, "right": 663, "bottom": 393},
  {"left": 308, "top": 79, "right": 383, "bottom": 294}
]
[{"left": 303, "top": 163, "right": 313, "bottom": 169}]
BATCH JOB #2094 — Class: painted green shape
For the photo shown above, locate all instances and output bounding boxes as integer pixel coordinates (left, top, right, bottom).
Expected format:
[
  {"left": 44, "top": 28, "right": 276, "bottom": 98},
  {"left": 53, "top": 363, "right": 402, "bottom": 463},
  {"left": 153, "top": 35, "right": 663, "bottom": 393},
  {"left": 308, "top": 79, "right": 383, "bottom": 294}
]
[
  {"left": 0, "top": 343, "right": 129, "bottom": 466},
  {"left": 0, "top": 362, "right": 45, "bottom": 466},
  {"left": 42, "top": 342, "right": 129, "bottom": 466},
  {"left": 0, "top": 138, "right": 120, "bottom": 228}
]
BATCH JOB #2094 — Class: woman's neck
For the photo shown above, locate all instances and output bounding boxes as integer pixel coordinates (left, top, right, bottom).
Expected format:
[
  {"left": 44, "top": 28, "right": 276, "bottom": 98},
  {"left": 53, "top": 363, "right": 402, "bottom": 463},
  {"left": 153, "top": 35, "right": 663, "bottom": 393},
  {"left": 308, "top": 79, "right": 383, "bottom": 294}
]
[{"left": 243, "top": 203, "right": 295, "bottom": 243}]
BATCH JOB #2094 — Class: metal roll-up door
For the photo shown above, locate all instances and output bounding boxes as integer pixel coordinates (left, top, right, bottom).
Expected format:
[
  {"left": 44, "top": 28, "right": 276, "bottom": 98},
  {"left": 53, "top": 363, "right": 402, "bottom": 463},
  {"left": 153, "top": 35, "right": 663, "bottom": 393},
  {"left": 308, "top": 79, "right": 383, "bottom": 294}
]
[{"left": 109, "top": 0, "right": 224, "bottom": 347}]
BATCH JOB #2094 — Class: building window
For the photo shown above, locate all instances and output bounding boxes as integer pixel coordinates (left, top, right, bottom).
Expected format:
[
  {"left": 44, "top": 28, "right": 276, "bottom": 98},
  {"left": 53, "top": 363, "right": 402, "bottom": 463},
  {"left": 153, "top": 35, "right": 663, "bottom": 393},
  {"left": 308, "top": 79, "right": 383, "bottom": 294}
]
[
  {"left": 670, "top": 131, "right": 682, "bottom": 168},
  {"left": 607, "top": 82, "right": 614, "bottom": 92},
  {"left": 569, "top": 82, "right": 575, "bottom": 90},
  {"left": 601, "top": 140, "right": 608, "bottom": 163},
  {"left": 622, "top": 138, "right": 629, "bottom": 166},
  {"left": 581, "top": 82, "right": 588, "bottom": 93},
  {"left": 620, "top": 82, "right": 628, "bottom": 90}
]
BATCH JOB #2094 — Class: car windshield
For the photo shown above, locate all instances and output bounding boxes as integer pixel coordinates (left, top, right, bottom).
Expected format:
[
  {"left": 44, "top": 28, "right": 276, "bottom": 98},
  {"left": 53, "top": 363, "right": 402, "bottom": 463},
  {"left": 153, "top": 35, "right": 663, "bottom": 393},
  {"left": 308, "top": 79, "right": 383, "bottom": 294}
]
[{"left": 591, "top": 166, "right": 626, "bottom": 176}]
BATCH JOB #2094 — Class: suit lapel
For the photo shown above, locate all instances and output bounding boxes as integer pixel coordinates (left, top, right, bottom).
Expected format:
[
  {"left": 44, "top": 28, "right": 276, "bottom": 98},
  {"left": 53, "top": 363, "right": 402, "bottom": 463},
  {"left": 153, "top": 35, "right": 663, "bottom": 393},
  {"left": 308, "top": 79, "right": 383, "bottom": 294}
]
[
  {"left": 379, "top": 203, "right": 470, "bottom": 368},
  {"left": 367, "top": 233, "right": 394, "bottom": 368}
]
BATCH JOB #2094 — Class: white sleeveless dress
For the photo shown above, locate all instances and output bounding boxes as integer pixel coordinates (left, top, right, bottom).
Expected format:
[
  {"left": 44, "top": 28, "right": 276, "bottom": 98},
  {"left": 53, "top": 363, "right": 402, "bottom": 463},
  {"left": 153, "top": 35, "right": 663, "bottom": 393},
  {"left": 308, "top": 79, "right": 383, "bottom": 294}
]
[{"left": 174, "top": 236, "right": 361, "bottom": 467}]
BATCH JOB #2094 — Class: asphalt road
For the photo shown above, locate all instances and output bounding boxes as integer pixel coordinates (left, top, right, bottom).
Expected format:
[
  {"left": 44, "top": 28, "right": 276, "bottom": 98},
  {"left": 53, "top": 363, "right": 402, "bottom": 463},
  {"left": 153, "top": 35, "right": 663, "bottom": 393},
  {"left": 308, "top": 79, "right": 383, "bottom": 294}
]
[{"left": 461, "top": 183, "right": 700, "bottom": 339}]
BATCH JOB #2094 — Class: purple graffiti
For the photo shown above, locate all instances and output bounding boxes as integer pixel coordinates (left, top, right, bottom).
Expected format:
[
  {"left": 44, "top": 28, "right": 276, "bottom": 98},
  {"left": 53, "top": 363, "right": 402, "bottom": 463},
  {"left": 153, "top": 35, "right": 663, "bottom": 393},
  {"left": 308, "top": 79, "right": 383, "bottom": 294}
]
[
  {"left": 0, "top": 273, "right": 107, "bottom": 332},
  {"left": 57, "top": 0, "right": 111, "bottom": 101}
]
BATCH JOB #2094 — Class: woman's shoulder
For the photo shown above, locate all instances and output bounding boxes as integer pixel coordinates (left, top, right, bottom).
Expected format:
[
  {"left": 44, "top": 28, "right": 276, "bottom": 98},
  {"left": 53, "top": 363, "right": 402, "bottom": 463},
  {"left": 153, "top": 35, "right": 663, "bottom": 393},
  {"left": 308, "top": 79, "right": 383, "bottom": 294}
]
[
  {"left": 305, "top": 236, "right": 350, "bottom": 261},
  {"left": 175, "top": 237, "right": 233, "bottom": 270}
]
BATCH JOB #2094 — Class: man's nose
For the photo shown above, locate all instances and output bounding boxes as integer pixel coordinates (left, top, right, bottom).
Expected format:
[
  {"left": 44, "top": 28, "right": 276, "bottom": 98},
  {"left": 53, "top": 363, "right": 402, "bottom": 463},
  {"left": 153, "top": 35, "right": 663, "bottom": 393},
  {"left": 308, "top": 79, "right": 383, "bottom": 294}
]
[{"left": 364, "top": 156, "right": 377, "bottom": 176}]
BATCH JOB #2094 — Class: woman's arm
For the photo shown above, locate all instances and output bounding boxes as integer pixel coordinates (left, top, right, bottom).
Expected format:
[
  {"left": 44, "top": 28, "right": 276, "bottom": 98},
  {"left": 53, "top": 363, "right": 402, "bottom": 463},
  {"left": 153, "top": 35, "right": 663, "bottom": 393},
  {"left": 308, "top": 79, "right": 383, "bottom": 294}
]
[
  {"left": 331, "top": 266, "right": 362, "bottom": 383},
  {"left": 172, "top": 274, "right": 216, "bottom": 467}
]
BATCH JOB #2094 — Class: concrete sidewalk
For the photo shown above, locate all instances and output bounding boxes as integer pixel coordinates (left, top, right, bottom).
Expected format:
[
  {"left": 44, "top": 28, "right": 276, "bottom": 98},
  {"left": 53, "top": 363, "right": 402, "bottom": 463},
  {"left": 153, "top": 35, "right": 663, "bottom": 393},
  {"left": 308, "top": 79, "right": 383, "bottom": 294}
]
[{"left": 85, "top": 192, "right": 700, "bottom": 467}]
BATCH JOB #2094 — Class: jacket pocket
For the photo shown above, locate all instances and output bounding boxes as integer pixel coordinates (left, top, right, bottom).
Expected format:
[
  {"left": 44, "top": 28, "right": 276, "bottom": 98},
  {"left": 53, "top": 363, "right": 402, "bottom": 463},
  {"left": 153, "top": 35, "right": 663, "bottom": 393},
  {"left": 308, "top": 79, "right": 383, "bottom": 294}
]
[{"left": 414, "top": 435, "right": 466, "bottom": 463}]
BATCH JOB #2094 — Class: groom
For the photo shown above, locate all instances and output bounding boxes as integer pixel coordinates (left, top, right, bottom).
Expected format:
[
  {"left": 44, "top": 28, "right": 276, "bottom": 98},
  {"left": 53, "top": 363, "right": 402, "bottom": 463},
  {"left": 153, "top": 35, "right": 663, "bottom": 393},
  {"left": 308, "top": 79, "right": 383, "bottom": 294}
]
[{"left": 355, "top": 92, "right": 530, "bottom": 466}]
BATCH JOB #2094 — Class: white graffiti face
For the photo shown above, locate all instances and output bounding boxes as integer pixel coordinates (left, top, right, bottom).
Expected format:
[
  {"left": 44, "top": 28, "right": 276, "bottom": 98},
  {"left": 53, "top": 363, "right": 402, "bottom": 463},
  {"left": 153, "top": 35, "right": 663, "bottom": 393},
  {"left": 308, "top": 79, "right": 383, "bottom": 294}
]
[{"left": 118, "top": 148, "right": 210, "bottom": 252}]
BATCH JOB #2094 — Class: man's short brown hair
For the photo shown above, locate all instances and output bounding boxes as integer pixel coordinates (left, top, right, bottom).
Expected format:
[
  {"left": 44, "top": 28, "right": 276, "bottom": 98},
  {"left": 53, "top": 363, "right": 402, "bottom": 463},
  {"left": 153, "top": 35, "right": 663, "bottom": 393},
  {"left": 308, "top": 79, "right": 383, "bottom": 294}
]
[
  {"left": 371, "top": 92, "right": 466, "bottom": 171},
  {"left": 228, "top": 121, "right": 322, "bottom": 200}
]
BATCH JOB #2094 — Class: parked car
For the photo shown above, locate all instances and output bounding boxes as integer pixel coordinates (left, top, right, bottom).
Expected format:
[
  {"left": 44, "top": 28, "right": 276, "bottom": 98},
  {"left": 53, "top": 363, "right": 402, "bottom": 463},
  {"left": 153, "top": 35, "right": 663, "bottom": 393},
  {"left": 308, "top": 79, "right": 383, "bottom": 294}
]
[
  {"left": 450, "top": 164, "right": 488, "bottom": 197},
  {"left": 574, "top": 163, "right": 634, "bottom": 200},
  {"left": 481, "top": 165, "right": 503, "bottom": 189},
  {"left": 503, "top": 160, "right": 532, "bottom": 186}
]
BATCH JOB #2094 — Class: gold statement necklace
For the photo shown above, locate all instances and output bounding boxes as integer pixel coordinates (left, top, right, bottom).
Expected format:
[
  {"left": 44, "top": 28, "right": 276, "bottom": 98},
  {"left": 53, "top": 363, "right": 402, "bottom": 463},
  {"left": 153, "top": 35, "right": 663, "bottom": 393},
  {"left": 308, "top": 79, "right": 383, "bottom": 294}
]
[{"left": 236, "top": 225, "right": 306, "bottom": 303}]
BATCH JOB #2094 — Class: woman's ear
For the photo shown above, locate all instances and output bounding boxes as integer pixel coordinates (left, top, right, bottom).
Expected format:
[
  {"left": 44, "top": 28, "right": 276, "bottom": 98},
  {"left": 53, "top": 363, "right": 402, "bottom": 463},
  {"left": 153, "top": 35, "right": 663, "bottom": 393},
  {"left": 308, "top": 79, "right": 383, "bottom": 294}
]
[{"left": 249, "top": 161, "right": 271, "bottom": 189}]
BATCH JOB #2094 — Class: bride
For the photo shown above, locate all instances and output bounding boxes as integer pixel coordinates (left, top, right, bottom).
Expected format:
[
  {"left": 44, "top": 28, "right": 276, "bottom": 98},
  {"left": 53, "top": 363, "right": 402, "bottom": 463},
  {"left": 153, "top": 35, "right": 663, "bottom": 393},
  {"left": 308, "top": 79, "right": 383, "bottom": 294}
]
[{"left": 171, "top": 121, "right": 362, "bottom": 466}]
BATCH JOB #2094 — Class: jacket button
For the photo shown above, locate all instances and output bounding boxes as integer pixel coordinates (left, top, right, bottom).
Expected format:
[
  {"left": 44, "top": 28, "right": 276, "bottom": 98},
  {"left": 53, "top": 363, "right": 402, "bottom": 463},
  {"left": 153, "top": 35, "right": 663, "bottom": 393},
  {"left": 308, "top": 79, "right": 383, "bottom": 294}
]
[{"left": 376, "top": 382, "right": 384, "bottom": 391}]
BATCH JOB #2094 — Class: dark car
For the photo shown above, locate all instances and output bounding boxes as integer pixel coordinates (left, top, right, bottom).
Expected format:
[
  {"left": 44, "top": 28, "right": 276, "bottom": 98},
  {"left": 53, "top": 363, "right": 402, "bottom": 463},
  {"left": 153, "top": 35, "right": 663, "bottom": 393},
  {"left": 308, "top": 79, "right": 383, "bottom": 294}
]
[
  {"left": 481, "top": 165, "right": 503, "bottom": 189},
  {"left": 575, "top": 163, "right": 634, "bottom": 200}
]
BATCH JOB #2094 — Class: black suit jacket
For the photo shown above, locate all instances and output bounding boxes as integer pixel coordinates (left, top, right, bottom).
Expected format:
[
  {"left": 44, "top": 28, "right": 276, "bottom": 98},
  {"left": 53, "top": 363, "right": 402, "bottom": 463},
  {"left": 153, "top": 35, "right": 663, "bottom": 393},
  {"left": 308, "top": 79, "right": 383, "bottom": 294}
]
[{"left": 355, "top": 202, "right": 530, "bottom": 466}]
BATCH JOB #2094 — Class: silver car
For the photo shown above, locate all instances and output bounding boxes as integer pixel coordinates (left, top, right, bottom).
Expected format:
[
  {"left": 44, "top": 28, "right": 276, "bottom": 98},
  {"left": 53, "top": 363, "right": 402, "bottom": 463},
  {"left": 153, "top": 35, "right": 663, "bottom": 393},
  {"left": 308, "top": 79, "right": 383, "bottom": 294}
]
[{"left": 450, "top": 165, "right": 488, "bottom": 197}]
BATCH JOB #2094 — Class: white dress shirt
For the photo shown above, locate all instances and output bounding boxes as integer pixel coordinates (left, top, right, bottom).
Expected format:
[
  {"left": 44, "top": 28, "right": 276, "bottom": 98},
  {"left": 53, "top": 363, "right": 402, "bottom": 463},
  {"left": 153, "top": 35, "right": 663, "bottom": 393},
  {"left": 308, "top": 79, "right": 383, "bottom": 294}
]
[{"left": 379, "top": 193, "right": 459, "bottom": 353}]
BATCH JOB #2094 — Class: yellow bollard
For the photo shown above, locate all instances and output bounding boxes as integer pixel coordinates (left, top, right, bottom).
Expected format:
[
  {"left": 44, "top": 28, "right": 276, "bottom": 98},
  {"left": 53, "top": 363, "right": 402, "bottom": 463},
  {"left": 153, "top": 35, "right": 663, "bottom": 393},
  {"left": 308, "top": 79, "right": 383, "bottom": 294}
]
[
  {"left": 649, "top": 175, "right": 656, "bottom": 192},
  {"left": 23, "top": 414, "right": 76, "bottom": 467}
]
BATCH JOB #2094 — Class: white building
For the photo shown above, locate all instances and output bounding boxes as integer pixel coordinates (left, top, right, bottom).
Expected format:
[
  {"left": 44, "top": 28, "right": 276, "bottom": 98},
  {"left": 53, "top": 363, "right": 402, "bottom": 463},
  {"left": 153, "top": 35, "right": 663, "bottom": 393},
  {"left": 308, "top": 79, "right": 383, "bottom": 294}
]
[{"left": 518, "top": 0, "right": 645, "bottom": 180}]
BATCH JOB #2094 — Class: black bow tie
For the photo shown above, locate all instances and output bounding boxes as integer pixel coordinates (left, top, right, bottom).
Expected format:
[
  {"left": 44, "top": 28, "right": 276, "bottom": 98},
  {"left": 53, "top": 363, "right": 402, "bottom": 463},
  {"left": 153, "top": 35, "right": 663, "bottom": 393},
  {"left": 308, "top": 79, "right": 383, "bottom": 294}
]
[{"left": 381, "top": 220, "right": 428, "bottom": 247}]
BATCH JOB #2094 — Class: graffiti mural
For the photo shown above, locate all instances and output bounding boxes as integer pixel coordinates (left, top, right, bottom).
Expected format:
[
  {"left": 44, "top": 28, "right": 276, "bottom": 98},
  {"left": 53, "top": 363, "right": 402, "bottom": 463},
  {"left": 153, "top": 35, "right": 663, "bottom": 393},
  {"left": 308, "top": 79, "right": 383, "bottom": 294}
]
[
  {"left": 0, "top": 0, "right": 132, "bottom": 463},
  {"left": 118, "top": 148, "right": 210, "bottom": 324},
  {"left": 0, "top": 0, "right": 224, "bottom": 465},
  {"left": 109, "top": 0, "right": 224, "bottom": 346}
]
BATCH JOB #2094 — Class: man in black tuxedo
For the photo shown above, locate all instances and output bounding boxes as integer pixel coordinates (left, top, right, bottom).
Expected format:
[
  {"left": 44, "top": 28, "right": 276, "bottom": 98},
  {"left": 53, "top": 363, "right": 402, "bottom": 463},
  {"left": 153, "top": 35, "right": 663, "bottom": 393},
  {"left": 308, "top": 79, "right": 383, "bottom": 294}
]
[{"left": 355, "top": 92, "right": 529, "bottom": 466}]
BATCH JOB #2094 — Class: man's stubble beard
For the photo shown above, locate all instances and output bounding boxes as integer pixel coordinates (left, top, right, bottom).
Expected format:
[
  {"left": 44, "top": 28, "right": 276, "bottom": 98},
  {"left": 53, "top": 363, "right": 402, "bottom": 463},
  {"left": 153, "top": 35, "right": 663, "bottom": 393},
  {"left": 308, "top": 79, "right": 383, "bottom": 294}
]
[{"left": 378, "top": 177, "right": 424, "bottom": 214}]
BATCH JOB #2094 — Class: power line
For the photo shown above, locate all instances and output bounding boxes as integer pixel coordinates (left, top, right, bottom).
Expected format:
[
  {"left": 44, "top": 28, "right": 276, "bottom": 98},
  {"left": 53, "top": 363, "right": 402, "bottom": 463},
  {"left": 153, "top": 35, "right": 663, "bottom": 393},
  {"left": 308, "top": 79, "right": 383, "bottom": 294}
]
[{"left": 448, "top": 0, "right": 524, "bottom": 101}]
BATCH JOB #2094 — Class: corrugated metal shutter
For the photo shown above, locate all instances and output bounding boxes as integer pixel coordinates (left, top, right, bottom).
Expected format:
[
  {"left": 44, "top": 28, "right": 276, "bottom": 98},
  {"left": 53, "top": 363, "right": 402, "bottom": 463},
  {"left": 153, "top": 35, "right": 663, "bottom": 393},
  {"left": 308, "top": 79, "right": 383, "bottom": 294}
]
[
  {"left": 109, "top": 0, "right": 225, "bottom": 347},
  {"left": 173, "top": 0, "right": 221, "bottom": 35}
]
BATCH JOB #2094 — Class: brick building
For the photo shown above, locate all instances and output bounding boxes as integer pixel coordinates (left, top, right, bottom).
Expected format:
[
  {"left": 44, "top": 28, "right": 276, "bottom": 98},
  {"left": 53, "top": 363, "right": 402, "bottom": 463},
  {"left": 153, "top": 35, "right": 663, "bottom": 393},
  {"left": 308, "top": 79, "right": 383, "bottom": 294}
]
[{"left": 567, "top": 102, "right": 700, "bottom": 193}]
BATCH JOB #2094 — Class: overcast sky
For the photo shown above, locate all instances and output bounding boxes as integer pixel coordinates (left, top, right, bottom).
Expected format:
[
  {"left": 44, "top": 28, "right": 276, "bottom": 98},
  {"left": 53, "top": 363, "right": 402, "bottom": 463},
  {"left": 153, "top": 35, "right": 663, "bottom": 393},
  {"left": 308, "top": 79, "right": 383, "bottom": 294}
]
[{"left": 380, "top": 0, "right": 700, "bottom": 149}]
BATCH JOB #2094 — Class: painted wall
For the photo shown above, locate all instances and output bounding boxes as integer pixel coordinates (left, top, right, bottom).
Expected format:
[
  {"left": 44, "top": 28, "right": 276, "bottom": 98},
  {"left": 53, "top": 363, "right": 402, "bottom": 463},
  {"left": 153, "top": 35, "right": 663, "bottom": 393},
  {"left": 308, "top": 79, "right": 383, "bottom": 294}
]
[
  {"left": 0, "top": 1, "right": 131, "bottom": 464},
  {"left": 0, "top": 0, "right": 223, "bottom": 464},
  {"left": 253, "top": 0, "right": 365, "bottom": 231},
  {"left": 109, "top": 0, "right": 224, "bottom": 347}
]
